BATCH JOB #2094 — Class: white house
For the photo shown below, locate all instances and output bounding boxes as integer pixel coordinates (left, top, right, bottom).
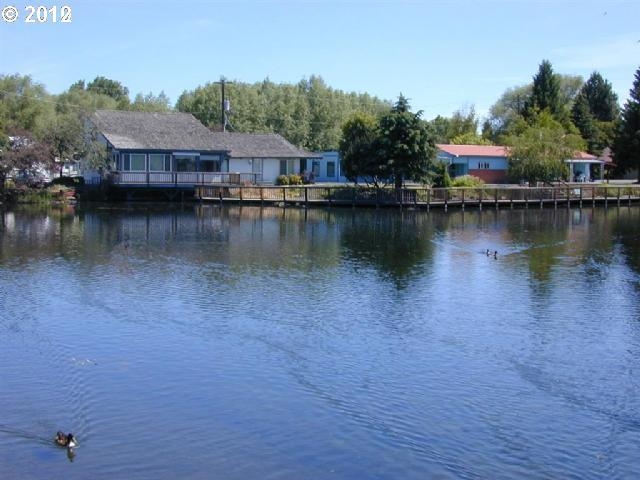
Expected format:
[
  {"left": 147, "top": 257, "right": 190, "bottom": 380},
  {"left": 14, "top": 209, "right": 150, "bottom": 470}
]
[{"left": 89, "top": 110, "right": 320, "bottom": 187}]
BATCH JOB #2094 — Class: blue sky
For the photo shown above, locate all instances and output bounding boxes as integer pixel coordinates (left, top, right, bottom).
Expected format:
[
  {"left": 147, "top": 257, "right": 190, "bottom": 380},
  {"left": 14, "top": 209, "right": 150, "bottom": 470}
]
[{"left": 1, "top": 0, "right": 638, "bottom": 121}]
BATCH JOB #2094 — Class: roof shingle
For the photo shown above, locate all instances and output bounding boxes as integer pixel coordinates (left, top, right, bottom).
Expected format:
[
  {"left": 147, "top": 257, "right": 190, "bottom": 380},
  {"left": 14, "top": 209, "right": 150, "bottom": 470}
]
[
  {"left": 209, "top": 132, "right": 320, "bottom": 158},
  {"left": 93, "top": 110, "right": 223, "bottom": 152},
  {"left": 92, "top": 110, "right": 319, "bottom": 158}
]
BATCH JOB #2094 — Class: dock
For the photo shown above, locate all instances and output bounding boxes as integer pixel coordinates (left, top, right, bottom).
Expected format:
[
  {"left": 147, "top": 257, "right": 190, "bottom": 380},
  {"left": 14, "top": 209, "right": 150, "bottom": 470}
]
[{"left": 194, "top": 184, "right": 640, "bottom": 209}]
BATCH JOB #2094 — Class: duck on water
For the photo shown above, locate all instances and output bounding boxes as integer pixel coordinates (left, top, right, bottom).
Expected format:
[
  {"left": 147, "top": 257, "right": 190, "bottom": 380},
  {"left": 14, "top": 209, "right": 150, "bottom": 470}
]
[{"left": 55, "top": 432, "right": 77, "bottom": 448}]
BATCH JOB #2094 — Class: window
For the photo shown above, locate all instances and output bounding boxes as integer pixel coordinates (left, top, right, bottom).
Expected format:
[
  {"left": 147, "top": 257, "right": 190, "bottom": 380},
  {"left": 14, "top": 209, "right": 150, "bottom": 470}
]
[
  {"left": 327, "top": 161, "right": 335, "bottom": 178},
  {"left": 312, "top": 160, "right": 320, "bottom": 177},
  {"left": 175, "top": 155, "right": 198, "bottom": 172},
  {"left": 279, "top": 159, "right": 296, "bottom": 175},
  {"left": 121, "top": 153, "right": 146, "bottom": 171},
  {"left": 251, "top": 158, "right": 262, "bottom": 174},
  {"left": 149, "top": 154, "right": 171, "bottom": 171},
  {"left": 200, "top": 155, "right": 221, "bottom": 172},
  {"left": 199, "top": 160, "right": 221, "bottom": 172}
]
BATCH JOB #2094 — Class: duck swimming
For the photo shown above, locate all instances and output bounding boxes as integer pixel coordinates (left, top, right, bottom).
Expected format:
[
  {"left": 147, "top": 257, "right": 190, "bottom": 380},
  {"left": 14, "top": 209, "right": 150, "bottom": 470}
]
[{"left": 55, "top": 432, "right": 77, "bottom": 448}]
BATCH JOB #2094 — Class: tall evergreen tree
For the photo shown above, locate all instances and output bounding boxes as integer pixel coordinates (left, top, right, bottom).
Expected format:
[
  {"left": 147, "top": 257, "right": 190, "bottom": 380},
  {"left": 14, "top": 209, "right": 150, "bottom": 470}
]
[
  {"left": 525, "top": 60, "right": 562, "bottom": 119},
  {"left": 572, "top": 72, "right": 619, "bottom": 154},
  {"left": 377, "top": 95, "right": 437, "bottom": 189},
  {"left": 612, "top": 67, "right": 640, "bottom": 182},
  {"left": 579, "top": 72, "right": 619, "bottom": 121}
]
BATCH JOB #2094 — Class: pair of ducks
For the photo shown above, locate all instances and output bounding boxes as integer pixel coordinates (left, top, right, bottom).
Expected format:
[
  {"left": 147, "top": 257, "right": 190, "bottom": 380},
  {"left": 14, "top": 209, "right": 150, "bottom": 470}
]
[
  {"left": 55, "top": 431, "right": 77, "bottom": 449},
  {"left": 486, "top": 249, "right": 498, "bottom": 259}
]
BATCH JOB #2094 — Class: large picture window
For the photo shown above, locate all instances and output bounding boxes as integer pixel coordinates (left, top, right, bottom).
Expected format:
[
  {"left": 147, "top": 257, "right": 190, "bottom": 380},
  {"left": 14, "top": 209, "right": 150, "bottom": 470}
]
[
  {"left": 200, "top": 155, "right": 221, "bottom": 172},
  {"left": 175, "top": 155, "right": 198, "bottom": 172},
  {"left": 121, "top": 153, "right": 146, "bottom": 171},
  {"left": 149, "top": 154, "right": 171, "bottom": 172}
]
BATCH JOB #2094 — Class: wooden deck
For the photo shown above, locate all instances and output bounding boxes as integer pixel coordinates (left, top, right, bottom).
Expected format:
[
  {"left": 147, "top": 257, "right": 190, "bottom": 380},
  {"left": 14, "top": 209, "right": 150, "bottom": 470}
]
[
  {"left": 110, "top": 171, "right": 261, "bottom": 187},
  {"left": 194, "top": 185, "right": 640, "bottom": 209}
]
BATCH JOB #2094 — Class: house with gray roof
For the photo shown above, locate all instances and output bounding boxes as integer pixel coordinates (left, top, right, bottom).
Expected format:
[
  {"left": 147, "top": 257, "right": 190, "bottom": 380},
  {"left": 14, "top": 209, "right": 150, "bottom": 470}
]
[
  {"left": 208, "top": 132, "right": 321, "bottom": 184},
  {"left": 91, "top": 110, "right": 320, "bottom": 187}
]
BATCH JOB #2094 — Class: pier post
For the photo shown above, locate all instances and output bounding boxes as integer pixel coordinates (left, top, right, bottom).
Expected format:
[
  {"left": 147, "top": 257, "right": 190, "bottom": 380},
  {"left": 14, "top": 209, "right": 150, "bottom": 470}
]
[
  {"left": 539, "top": 188, "right": 543, "bottom": 209},
  {"left": 579, "top": 187, "right": 583, "bottom": 208}
]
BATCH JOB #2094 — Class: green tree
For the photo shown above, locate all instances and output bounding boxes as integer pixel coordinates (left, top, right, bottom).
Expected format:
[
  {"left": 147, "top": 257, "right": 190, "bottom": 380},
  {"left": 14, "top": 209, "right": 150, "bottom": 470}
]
[
  {"left": 0, "top": 74, "right": 53, "bottom": 134},
  {"left": 524, "top": 60, "right": 563, "bottom": 119},
  {"left": 377, "top": 95, "right": 437, "bottom": 189},
  {"left": 571, "top": 94, "right": 599, "bottom": 152},
  {"left": 130, "top": 91, "right": 172, "bottom": 112},
  {"left": 579, "top": 72, "right": 619, "bottom": 121},
  {"left": 427, "top": 106, "right": 480, "bottom": 144},
  {"left": 428, "top": 115, "right": 451, "bottom": 143},
  {"left": 40, "top": 112, "right": 85, "bottom": 176},
  {"left": 450, "top": 131, "right": 492, "bottom": 145},
  {"left": 612, "top": 67, "right": 640, "bottom": 182},
  {"left": 486, "top": 74, "right": 582, "bottom": 142},
  {"left": 485, "top": 84, "right": 531, "bottom": 141},
  {"left": 86, "top": 76, "right": 130, "bottom": 109},
  {"left": 339, "top": 112, "right": 382, "bottom": 186},
  {"left": 177, "top": 75, "right": 390, "bottom": 151},
  {"left": 572, "top": 72, "right": 619, "bottom": 154},
  {"left": 506, "top": 111, "right": 585, "bottom": 184}
]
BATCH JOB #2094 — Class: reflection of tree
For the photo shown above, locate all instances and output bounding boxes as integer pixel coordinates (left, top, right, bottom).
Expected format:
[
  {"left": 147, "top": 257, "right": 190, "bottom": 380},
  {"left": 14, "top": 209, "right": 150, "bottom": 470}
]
[
  {"left": 0, "top": 204, "right": 83, "bottom": 264},
  {"left": 339, "top": 210, "right": 435, "bottom": 288},
  {"left": 505, "top": 209, "right": 570, "bottom": 291},
  {"left": 610, "top": 207, "right": 640, "bottom": 276}
]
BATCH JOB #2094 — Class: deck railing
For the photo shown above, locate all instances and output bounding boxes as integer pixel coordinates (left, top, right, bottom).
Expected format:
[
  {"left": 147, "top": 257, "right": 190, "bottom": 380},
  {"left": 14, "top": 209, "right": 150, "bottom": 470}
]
[
  {"left": 110, "top": 171, "right": 262, "bottom": 186},
  {"left": 194, "top": 184, "right": 640, "bottom": 209}
]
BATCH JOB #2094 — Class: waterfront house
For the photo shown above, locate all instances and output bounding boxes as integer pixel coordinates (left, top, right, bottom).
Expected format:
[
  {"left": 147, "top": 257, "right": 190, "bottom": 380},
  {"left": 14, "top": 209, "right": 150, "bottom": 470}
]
[
  {"left": 566, "top": 151, "right": 605, "bottom": 182},
  {"left": 437, "top": 144, "right": 509, "bottom": 183},
  {"left": 437, "top": 144, "right": 607, "bottom": 184},
  {"left": 309, "top": 151, "right": 347, "bottom": 183},
  {"left": 90, "top": 110, "right": 320, "bottom": 187},
  {"left": 208, "top": 131, "right": 321, "bottom": 184}
]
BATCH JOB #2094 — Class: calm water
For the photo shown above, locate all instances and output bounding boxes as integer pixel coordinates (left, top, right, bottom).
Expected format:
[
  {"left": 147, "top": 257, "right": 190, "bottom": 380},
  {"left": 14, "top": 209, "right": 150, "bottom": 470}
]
[{"left": 1, "top": 203, "right": 639, "bottom": 479}]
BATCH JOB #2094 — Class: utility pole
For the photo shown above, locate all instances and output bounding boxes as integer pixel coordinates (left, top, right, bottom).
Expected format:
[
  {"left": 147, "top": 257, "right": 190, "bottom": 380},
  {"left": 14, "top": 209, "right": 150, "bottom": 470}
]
[
  {"left": 221, "top": 78, "right": 226, "bottom": 132},
  {"left": 216, "top": 76, "right": 232, "bottom": 132}
]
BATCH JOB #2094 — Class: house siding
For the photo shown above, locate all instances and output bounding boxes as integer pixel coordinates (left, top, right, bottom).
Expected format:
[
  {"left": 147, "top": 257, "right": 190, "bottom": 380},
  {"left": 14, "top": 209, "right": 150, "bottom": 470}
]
[{"left": 438, "top": 149, "right": 509, "bottom": 183}]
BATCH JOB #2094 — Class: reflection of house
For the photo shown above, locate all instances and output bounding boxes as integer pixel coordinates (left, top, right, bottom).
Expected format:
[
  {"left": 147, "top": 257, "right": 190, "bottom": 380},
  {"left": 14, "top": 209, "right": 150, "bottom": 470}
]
[
  {"left": 437, "top": 145, "right": 509, "bottom": 183},
  {"left": 90, "top": 110, "right": 319, "bottom": 186}
]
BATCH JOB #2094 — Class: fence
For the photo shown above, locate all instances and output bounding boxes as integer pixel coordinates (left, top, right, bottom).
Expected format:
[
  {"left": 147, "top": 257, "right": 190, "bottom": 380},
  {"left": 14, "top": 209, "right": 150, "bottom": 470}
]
[
  {"left": 195, "top": 185, "right": 640, "bottom": 209},
  {"left": 110, "top": 171, "right": 261, "bottom": 186}
]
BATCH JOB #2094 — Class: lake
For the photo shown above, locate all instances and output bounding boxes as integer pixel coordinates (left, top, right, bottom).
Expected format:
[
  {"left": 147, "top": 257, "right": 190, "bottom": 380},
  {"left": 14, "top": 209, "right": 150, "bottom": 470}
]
[{"left": 1, "top": 203, "right": 639, "bottom": 479}]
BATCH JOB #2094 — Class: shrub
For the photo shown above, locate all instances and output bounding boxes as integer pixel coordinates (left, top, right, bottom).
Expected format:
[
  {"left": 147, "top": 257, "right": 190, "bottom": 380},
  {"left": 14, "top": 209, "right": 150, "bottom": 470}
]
[
  {"left": 432, "top": 161, "right": 452, "bottom": 188},
  {"left": 287, "top": 174, "right": 303, "bottom": 185},
  {"left": 51, "top": 176, "right": 85, "bottom": 187},
  {"left": 451, "top": 175, "right": 485, "bottom": 188},
  {"left": 275, "top": 175, "right": 289, "bottom": 185}
]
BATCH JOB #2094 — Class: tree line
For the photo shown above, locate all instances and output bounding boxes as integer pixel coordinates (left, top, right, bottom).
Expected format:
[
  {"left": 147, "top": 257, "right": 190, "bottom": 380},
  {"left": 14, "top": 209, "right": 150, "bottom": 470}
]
[
  {"left": 1, "top": 63, "right": 638, "bottom": 187},
  {"left": 340, "top": 61, "right": 639, "bottom": 185}
]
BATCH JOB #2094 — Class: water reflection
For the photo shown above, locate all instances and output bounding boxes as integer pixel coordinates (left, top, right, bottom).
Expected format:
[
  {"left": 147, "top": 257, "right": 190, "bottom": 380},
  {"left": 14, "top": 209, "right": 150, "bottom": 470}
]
[
  {"left": 1, "top": 203, "right": 639, "bottom": 480},
  {"left": 2, "top": 204, "right": 640, "bottom": 286}
]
